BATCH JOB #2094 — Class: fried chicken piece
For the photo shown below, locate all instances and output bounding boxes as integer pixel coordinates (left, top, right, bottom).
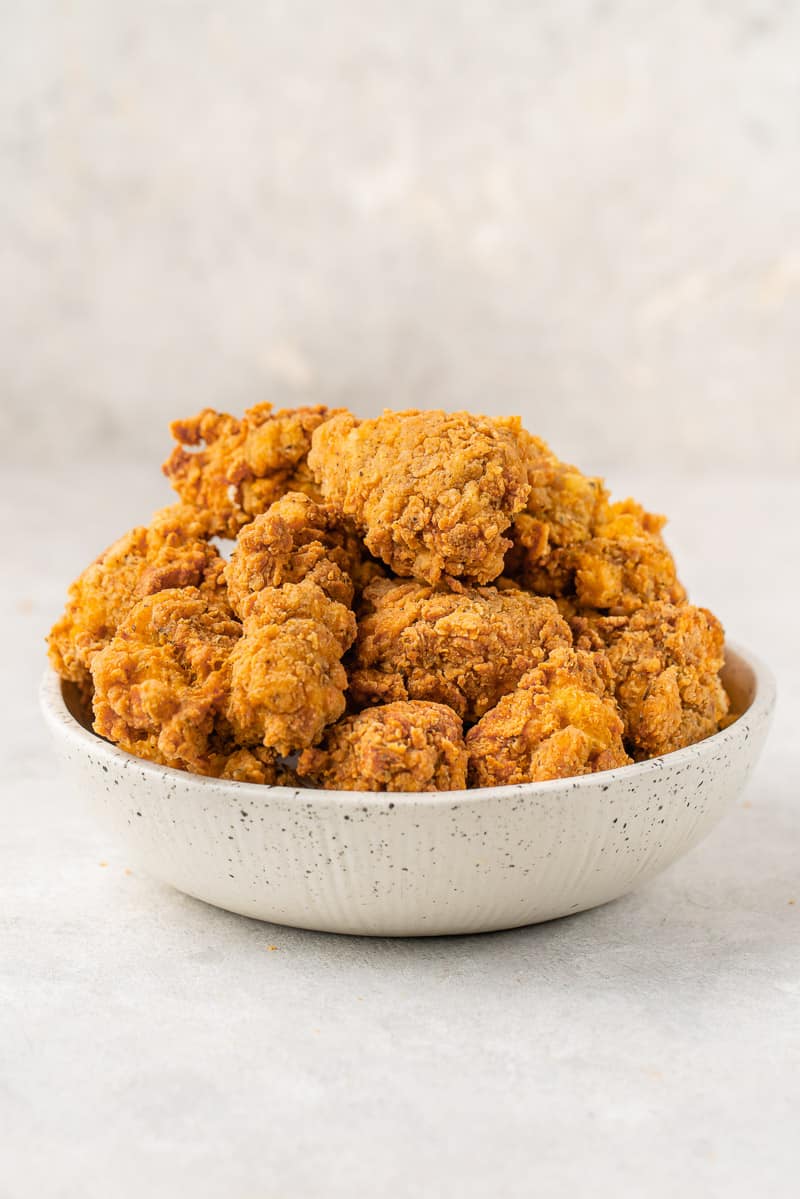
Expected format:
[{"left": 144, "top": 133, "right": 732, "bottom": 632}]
[
  {"left": 91, "top": 587, "right": 241, "bottom": 774},
  {"left": 572, "top": 601, "right": 728, "bottom": 758},
  {"left": 573, "top": 500, "right": 686, "bottom": 612},
  {"left": 466, "top": 647, "right": 630, "bottom": 786},
  {"left": 349, "top": 576, "right": 572, "bottom": 722},
  {"left": 225, "top": 491, "right": 380, "bottom": 616},
  {"left": 163, "top": 403, "right": 343, "bottom": 537},
  {"left": 500, "top": 425, "right": 608, "bottom": 554},
  {"left": 48, "top": 504, "right": 226, "bottom": 698},
  {"left": 307, "top": 409, "right": 530, "bottom": 585},
  {"left": 513, "top": 498, "right": 685, "bottom": 615},
  {"left": 298, "top": 701, "right": 467, "bottom": 792},
  {"left": 226, "top": 578, "right": 357, "bottom": 756},
  {"left": 223, "top": 496, "right": 360, "bottom": 756},
  {"left": 217, "top": 746, "right": 298, "bottom": 786}
]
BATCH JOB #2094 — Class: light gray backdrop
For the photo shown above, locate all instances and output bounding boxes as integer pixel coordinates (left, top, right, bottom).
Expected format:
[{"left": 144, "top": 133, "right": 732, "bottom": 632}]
[{"left": 2, "top": 1, "right": 798, "bottom": 473}]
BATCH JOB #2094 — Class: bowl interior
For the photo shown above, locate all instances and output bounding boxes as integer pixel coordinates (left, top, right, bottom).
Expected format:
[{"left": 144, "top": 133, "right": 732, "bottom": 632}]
[
  {"left": 719, "top": 647, "right": 755, "bottom": 719},
  {"left": 63, "top": 679, "right": 94, "bottom": 729}
]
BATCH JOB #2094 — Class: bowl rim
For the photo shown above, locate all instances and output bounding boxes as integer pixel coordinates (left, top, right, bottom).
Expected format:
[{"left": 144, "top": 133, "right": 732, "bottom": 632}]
[{"left": 39, "top": 641, "right": 775, "bottom": 806}]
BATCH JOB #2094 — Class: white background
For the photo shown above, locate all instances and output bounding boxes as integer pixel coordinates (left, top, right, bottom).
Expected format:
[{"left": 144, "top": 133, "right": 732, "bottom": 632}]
[
  {"left": 2, "top": 5, "right": 799, "bottom": 1198},
  {"left": 1, "top": 0, "right": 799, "bottom": 473}
]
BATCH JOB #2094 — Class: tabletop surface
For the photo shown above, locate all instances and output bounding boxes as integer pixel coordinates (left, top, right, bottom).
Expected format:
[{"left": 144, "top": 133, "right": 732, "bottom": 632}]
[{"left": 2, "top": 462, "right": 798, "bottom": 1199}]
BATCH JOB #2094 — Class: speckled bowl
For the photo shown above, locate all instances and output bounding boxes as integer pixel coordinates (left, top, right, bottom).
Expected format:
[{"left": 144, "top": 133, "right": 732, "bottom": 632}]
[{"left": 40, "top": 644, "right": 774, "bottom": 937}]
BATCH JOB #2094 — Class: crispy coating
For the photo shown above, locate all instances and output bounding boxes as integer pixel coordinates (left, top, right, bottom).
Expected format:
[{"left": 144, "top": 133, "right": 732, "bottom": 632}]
[
  {"left": 48, "top": 504, "right": 225, "bottom": 696},
  {"left": 216, "top": 746, "right": 298, "bottom": 786},
  {"left": 298, "top": 701, "right": 467, "bottom": 792},
  {"left": 572, "top": 602, "right": 728, "bottom": 758},
  {"left": 225, "top": 491, "right": 379, "bottom": 615},
  {"left": 575, "top": 500, "right": 686, "bottom": 612},
  {"left": 307, "top": 409, "right": 530, "bottom": 585},
  {"left": 49, "top": 402, "right": 729, "bottom": 788},
  {"left": 349, "top": 576, "right": 572, "bottom": 722},
  {"left": 163, "top": 403, "right": 342, "bottom": 537},
  {"left": 501, "top": 425, "right": 608, "bottom": 553},
  {"left": 514, "top": 498, "right": 685, "bottom": 614},
  {"left": 226, "top": 578, "right": 357, "bottom": 756},
  {"left": 91, "top": 587, "right": 241, "bottom": 774},
  {"left": 466, "top": 647, "right": 630, "bottom": 786}
]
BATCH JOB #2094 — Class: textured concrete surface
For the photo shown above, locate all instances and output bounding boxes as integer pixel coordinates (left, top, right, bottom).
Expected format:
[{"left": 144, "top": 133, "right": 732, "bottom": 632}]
[
  {"left": 1, "top": 1, "right": 799, "bottom": 471},
  {"left": 2, "top": 462, "right": 799, "bottom": 1198}
]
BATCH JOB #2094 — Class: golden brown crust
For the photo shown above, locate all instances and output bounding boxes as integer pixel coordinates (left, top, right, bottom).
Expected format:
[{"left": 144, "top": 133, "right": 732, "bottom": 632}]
[
  {"left": 466, "top": 647, "right": 630, "bottom": 786},
  {"left": 349, "top": 576, "right": 572, "bottom": 722},
  {"left": 298, "top": 700, "right": 467, "bottom": 791},
  {"left": 222, "top": 496, "right": 360, "bottom": 755},
  {"left": 163, "top": 403, "right": 343, "bottom": 537},
  {"left": 47, "top": 504, "right": 226, "bottom": 693},
  {"left": 510, "top": 497, "right": 685, "bottom": 615},
  {"left": 307, "top": 409, "right": 530, "bottom": 585},
  {"left": 90, "top": 587, "right": 241, "bottom": 774},
  {"left": 225, "top": 578, "right": 357, "bottom": 756},
  {"left": 216, "top": 746, "right": 299, "bottom": 786},
  {"left": 49, "top": 405, "right": 729, "bottom": 788},
  {"left": 571, "top": 601, "right": 728, "bottom": 757},
  {"left": 225, "top": 491, "right": 369, "bottom": 615},
  {"left": 500, "top": 425, "right": 608, "bottom": 551}
]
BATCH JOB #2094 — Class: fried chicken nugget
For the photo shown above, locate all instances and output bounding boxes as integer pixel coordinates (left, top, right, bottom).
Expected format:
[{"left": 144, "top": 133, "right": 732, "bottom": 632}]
[
  {"left": 572, "top": 601, "right": 728, "bottom": 758},
  {"left": 500, "top": 425, "right": 608, "bottom": 555},
  {"left": 89, "top": 580, "right": 299, "bottom": 783},
  {"left": 91, "top": 586, "right": 241, "bottom": 774},
  {"left": 48, "top": 504, "right": 226, "bottom": 697},
  {"left": 217, "top": 746, "right": 298, "bottom": 786},
  {"left": 307, "top": 409, "right": 530, "bottom": 585},
  {"left": 223, "top": 497, "right": 360, "bottom": 755},
  {"left": 226, "top": 578, "right": 357, "bottom": 756},
  {"left": 466, "top": 647, "right": 630, "bottom": 786},
  {"left": 515, "top": 498, "right": 685, "bottom": 614},
  {"left": 572, "top": 500, "right": 686, "bottom": 612},
  {"left": 163, "top": 403, "right": 343, "bottom": 537},
  {"left": 349, "top": 576, "right": 572, "bottom": 722},
  {"left": 225, "top": 491, "right": 381, "bottom": 616},
  {"left": 298, "top": 701, "right": 467, "bottom": 792}
]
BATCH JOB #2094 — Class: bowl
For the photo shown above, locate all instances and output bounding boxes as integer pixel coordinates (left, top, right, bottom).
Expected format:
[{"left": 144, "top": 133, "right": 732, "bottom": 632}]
[{"left": 40, "top": 644, "right": 774, "bottom": 937}]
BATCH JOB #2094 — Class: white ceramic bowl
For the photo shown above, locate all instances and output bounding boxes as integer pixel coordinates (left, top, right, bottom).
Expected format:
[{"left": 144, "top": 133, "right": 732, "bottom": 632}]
[{"left": 40, "top": 644, "right": 774, "bottom": 937}]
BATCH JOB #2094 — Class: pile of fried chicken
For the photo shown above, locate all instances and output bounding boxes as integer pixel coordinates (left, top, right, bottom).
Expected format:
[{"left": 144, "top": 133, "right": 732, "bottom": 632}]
[{"left": 48, "top": 404, "right": 729, "bottom": 792}]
